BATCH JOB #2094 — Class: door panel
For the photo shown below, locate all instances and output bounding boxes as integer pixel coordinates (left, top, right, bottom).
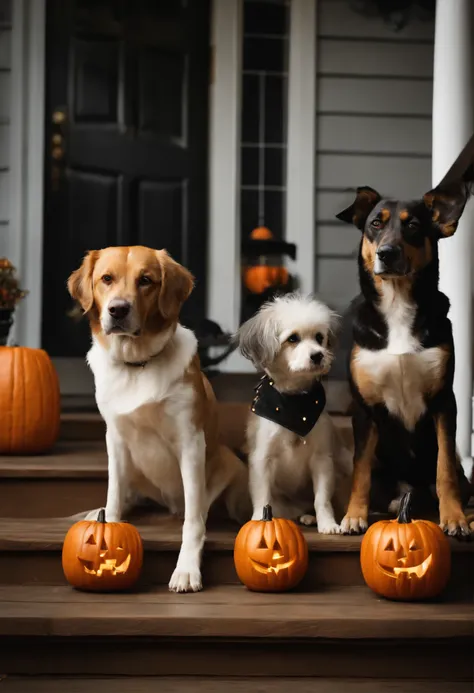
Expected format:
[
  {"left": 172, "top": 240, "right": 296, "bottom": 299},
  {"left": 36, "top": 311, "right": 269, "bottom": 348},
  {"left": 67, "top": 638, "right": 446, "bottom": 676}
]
[{"left": 43, "top": 0, "right": 210, "bottom": 357}]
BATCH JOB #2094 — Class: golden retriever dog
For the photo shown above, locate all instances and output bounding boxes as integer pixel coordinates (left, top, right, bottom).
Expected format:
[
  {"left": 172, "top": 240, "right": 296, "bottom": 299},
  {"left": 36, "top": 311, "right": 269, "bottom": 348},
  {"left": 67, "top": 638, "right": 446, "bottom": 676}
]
[{"left": 68, "top": 246, "right": 250, "bottom": 592}]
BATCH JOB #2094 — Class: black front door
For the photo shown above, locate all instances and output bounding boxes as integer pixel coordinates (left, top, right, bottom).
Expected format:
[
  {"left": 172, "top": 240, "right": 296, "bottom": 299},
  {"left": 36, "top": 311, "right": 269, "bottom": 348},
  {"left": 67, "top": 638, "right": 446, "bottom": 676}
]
[{"left": 43, "top": 0, "right": 210, "bottom": 356}]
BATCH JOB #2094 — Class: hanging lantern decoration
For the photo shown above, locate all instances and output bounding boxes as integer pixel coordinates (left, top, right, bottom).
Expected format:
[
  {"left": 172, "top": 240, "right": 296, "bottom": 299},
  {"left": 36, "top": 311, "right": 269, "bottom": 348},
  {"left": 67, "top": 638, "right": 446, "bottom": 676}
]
[
  {"left": 360, "top": 493, "right": 451, "bottom": 601},
  {"left": 241, "top": 227, "right": 297, "bottom": 323},
  {"left": 242, "top": 227, "right": 292, "bottom": 295},
  {"left": 234, "top": 504, "right": 308, "bottom": 592}
]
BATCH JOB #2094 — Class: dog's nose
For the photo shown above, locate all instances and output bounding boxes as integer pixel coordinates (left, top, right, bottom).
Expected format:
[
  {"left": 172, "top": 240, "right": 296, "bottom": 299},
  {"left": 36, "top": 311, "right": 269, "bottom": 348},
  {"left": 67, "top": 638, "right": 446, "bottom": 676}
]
[
  {"left": 311, "top": 352, "right": 323, "bottom": 365},
  {"left": 377, "top": 244, "right": 401, "bottom": 266},
  {"left": 108, "top": 299, "right": 130, "bottom": 321}
]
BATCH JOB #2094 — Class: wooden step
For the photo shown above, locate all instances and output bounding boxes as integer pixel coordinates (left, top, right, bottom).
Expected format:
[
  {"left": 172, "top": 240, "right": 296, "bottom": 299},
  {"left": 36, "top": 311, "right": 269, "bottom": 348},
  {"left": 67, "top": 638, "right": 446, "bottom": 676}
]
[
  {"left": 0, "top": 417, "right": 353, "bottom": 518},
  {"left": 0, "top": 514, "right": 472, "bottom": 589},
  {"left": 0, "top": 584, "right": 471, "bottom": 679},
  {"left": 0, "top": 678, "right": 471, "bottom": 693}
]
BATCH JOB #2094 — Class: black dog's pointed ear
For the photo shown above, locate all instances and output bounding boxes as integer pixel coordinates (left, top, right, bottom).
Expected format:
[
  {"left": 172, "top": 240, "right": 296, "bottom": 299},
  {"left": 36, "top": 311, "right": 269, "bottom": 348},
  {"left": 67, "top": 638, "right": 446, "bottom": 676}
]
[
  {"left": 423, "top": 180, "right": 470, "bottom": 238},
  {"left": 336, "top": 186, "right": 382, "bottom": 230}
]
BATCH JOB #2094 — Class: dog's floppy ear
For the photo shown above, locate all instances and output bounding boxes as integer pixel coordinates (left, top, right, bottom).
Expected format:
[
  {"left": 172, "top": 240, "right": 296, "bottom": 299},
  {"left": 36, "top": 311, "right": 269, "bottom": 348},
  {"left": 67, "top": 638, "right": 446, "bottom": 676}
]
[
  {"left": 423, "top": 180, "right": 470, "bottom": 238},
  {"left": 336, "top": 186, "right": 382, "bottom": 230},
  {"left": 235, "top": 306, "right": 280, "bottom": 369},
  {"left": 67, "top": 250, "right": 99, "bottom": 313},
  {"left": 156, "top": 250, "right": 194, "bottom": 320}
]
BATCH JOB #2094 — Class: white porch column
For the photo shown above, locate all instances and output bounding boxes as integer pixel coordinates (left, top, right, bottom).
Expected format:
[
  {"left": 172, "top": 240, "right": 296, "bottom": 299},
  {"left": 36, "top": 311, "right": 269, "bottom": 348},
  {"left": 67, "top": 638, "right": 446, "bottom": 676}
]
[
  {"left": 285, "top": 0, "right": 317, "bottom": 294},
  {"left": 432, "top": 0, "right": 473, "bottom": 458}
]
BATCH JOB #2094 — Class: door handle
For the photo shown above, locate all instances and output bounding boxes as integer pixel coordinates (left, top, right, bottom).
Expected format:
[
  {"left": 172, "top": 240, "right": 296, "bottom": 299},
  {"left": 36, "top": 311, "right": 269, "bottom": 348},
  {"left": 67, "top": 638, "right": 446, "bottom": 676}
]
[{"left": 51, "top": 107, "right": 67, "bottom": 191}]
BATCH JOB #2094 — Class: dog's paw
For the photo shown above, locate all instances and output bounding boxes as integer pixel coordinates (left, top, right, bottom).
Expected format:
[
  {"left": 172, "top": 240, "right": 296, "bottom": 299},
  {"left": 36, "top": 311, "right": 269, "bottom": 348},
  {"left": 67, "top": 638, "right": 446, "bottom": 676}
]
[
  {"left": 340, "top": 515, "right": 368, "bottom": 535},
  {"left": 299, "top": 514, "right": 317, "bottom": 526},
  {"left": 168, "top": 568, "right": 203, "bottom": 593},
  {"left": 440, "top": 514, "right": 472, "bottom": 541},
  {"left": 317, "top": 520, "right": 341, "bottom": 535}
]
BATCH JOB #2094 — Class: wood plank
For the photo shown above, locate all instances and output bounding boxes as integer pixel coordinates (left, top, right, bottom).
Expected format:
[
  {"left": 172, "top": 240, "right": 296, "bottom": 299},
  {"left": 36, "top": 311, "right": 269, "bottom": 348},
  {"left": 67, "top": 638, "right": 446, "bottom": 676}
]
[
  {"left": 319, "top": 77, "right": 432, "bottom": 115},
  {"left": 319, "top": 0, "right": 435, "bottom": 42},
  {"left": 0, "top": 515, "right": 368, "bottom": 552},
  {"left": 319, "top": 39, "right": 434, "bottom": 78},
  {"left": 0, "top": 677, "right": 470, "bottom": 692},
  {"left": 318, "top": 115, "right": 431, "bottom": 156},
  {"left": 0, "top": 637, "right": 471, "bottom": 680},
  {"left": 317, "top": 154, "right": 431, "bottom": 199},
  {"left": 0, "top": 510, "right": 471, "bottom": 554},
  {"left": 0, "top": 442, "right": 107, "bottom": 478},
  {"left": 0, "top": 585, "right": 471, "bottom": 640}
]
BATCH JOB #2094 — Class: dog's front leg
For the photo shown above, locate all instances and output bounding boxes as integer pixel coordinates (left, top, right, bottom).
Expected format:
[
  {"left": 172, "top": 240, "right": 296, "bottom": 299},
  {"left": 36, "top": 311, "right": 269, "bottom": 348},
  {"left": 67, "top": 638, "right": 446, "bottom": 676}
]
[
  {"left": 341, "top": 413, "right": 378, "bottom": 535},
  {"left": 434, "top": 397, "right": 470, "bottom": 538},
  {"left": 310, "top": 455, "right": 340, "bottom": 534},
  {"left": 249, "top": 422, "right": 276, "bottom": 520},
  {"left": 104, "top": 426, "right": 132, "bottom": 522},
  {"left": 169, "top": 427, "right": 207, "bottom": 593}
]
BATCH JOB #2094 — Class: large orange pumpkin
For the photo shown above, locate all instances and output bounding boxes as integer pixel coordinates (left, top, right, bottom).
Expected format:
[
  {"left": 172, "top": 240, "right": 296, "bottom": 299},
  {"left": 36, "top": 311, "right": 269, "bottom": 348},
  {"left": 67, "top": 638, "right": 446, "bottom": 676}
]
[
  {"left": 0, "top": 346, "right": 61, "bottom": 454},
  {"left": 234, "top": 505, "right": 308, "bottom": 592},
  {"left": 62, "top": 509, "right": 144, "bottom": 592},
  {"left": 360, "top": 493, "right": 451, "bottom": 601}
]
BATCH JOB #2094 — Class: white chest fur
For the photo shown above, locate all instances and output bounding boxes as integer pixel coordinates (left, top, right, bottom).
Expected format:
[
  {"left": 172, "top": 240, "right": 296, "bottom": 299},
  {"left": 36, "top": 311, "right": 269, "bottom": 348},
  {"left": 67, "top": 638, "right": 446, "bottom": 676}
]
[
  {"left": 87, "top": 324, "right": 197, "bottom": 418},
  {"left": 353, "top": 285, "right": 448, "bottom": 430}
]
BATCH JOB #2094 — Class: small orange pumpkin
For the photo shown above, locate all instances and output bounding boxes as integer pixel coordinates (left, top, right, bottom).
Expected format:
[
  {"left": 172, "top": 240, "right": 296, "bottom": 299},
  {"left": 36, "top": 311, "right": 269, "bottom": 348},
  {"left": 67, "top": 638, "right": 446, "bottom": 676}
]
[
  {"left": 234, "top": 505, "right": 308, "bottom": 591},
  {"left": 62, "top": 509, "right": 144, "bottom": 592},
  {"left": 360, "top": 493, "right": 451, "bottom": 601},
  {"left": 0, "top": 346, "right": 60, "bottom": 454}
]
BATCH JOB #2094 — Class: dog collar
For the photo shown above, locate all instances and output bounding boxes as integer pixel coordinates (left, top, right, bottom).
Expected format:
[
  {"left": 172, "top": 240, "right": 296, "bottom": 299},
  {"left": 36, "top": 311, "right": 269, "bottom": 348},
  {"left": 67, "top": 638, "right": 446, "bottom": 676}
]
[
  {"left": 123, "top": 351, "right": 162, "bottom": 368},
  {"left": 251, "top": 375, "right": 326, "bottom": 438}
]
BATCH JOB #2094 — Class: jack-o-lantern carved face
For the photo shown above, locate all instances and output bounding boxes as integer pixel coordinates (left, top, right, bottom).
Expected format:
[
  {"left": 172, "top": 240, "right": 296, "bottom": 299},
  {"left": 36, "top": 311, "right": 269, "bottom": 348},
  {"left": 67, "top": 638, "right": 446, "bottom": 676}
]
[
  {"left": 79, "top": 529, "right": 132, "bottom": 577},
  {"left": 248, "top": 530, "right": 296, "bottom": 575},
  {"left": 376, "top": 535, "right": 433, "bottom": 580},
  {"left": 234, "top": 505, "right": 308, "bottom": 592},
  {"left": 62, "top": 509, "right": 143, "bottom": 592},
  {"left": 361, "top": 494, "right": 451, "bottom": 601}
]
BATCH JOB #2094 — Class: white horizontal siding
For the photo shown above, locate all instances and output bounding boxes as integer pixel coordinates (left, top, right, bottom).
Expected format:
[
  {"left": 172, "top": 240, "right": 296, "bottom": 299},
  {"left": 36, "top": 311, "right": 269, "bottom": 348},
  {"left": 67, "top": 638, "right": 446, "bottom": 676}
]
[
  {"left": 0, "top": 28, "right": 11, "bottom": 68},
  {"left": 0, "top": 123, "right": 9, "bottom": 166},
  {"left": 317, "top": 223, "right": 360, "bottom": 257},
  {"left": 319, "top": 0, "right": 435, "bottom": 41},
  {"left": 318, "top": 114, "right": 431, "bottom": 155},
  {"left": 0, "top": 169, "right": 9, "bottom": 222},
  {"left": 317, "top": 257, "right": 359, "bottom": 311},
  {"left": 319, "top": 39, "right": 433, "bottom": 78},
  {"left": 317, "top": 190, "right": 362, "bottom": 223},
  {"left": 319, "top": 77, "right": 432, "bottom": 115},
  {"left": 0, "top": 72, "right": 10, "bottom": 121},
  {"left": 314, "top": 0, "right": 435, "bottom": 313},
  {"left": 318, "top": 153, "right": 431, "bottom": 198}
]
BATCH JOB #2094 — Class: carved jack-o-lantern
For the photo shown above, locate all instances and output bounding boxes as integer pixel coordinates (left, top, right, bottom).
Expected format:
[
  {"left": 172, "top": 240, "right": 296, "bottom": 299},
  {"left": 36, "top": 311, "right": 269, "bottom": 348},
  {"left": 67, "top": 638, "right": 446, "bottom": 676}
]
[
  {"left": 62, "top": 509, "right": 143, "bottom": 592},
  {"left": 360, "top": 493, "right": 451, "bottom": 601},
  {"left": 234, "top": 505, "right": 308, "bottom": 592}
]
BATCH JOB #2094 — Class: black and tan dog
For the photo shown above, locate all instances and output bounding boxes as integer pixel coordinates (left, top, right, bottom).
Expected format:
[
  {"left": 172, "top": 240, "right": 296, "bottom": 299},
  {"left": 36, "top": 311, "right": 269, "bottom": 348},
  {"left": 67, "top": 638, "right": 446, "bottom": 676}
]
[{"left": 336, "top": 179, "right": 473, "bottom": 538}]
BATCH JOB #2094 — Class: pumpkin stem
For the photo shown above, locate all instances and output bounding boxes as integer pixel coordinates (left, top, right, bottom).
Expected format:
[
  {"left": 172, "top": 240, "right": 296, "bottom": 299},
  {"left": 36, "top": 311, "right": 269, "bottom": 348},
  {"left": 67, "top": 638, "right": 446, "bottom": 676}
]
[
  {"left": 397, "top": 493, "right": 412, "bottom": 524},
  {"left": 262, "top": 505, "right": 273, "bottom": 521},
  {"left": 98, "top": 508, "right": 106, "bottom": 523}
]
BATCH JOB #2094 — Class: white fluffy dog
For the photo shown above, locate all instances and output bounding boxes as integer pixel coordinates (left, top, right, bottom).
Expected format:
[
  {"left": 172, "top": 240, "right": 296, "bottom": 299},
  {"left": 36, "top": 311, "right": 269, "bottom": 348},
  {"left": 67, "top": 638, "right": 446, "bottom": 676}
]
[{"left": 237, "top": 293, "right": 352, "bottom": 533}]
